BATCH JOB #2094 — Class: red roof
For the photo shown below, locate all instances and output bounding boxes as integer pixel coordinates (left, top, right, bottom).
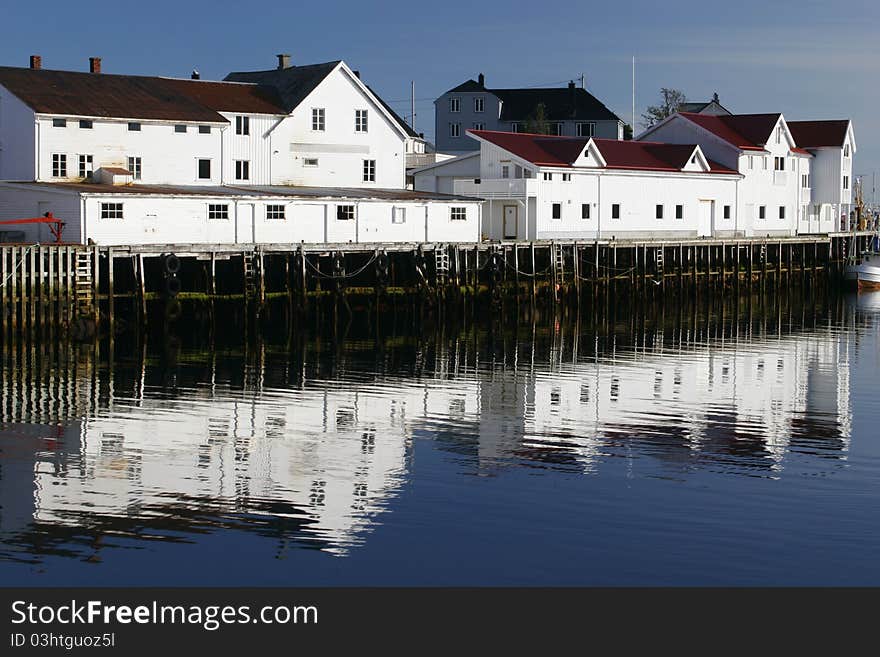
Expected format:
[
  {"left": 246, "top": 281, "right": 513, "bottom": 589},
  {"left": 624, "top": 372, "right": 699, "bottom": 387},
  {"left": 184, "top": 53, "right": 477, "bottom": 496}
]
[
  {"left": 678, "top": 112, "right": 781, "bottom": 150},
  {"left": 787, "top": 120, "right": 850, "bottom": 148},
  {"left": 468, "top": 130, "right": 737, "bottom": 174}
]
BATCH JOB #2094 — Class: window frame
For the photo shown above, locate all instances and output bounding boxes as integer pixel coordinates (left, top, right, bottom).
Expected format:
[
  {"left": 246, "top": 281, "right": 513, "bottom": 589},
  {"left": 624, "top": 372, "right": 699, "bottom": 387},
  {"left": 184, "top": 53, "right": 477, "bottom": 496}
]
[
  {"left": 52, "top": 118, "right": 67, "bottom": 128},
  {"left": 78, "top": 154, "right": 94, "bottom": 178},
  {"left": 363, "top": 159, "right": 376, "bottom": 183},
  {"left": 449, "top": 97, "right": 460, "bottom": 113},
  {"left": 656, "top": 204, "right": 664, "bottom": 220},
  {"left": 235, "top": 159, "right": 250, "bottom": 181},
  {"left": 198, "top": 125, "right": 211, "bottom": 134},
  {"left": 723, "top": 205, "right": 731, "bottom": 220},
  {"left": 207, "top": 204, "right": 229, "bottom": 220},
  {"left": 758, "top": 205, "right": 766, "bottom": 220},
  {"left": 174, "top": 124, "right": 187, "bottom": 134},
  {"left": 100, "top": 202, "right": 124, "bottom": 220},
  {"left": 551, "top": 203, "right": 562, "bottom": 220},
  {"left": 127, "top": 156, "right": 142, "bottom": 181},
  {"left": 449, "top": 122, "right": 460, "bottom": 138},
  {"left": 127, "top": 122, "right": 141, "bottom": 132},
  {"left": 611, "top": 203, "right": 621, "bottom": 219},
  {"left": 312, "top": 107, "right": 326, "bottom": 131},
  {"left": 581, "top": 203, "right": 591, "bottom": 220},
  {"left": 266, "top": 204, "right": 286, "bottom": 220},
  {"left": 474, "top": 97, "right": 484, "bottom": 113},
  {"left": 355, "top": 109, "right": 368, "bottom": 133},
  {"left": 576, "top": 122, "right": 595, "bottom": 138},
  {"left": 450, "top": 207, "right": 467, "bottom": 221},
  {"left": 392, "top": 206, "right": 406, "bottom": 224},
  {"left": 51, "top": 153, "right": 67, "bottom": 178},
  {"left": 197, "top": 158, "right": 212, "bottom": 180},
  {"left": 675, "top": 204, "right": 683, "bottom": 220},
  {"left": 779, "top": 206, "right": 786, "bottom": 220},
  {"left": 79, "top": 119, "right": 93, "bottom": 129},
  {"left": 303, "top": 158, "right": 319, "bottom": 167},
  {"left": 336, "top": 205, "right": 356, "bottom": 221},
  {"left": 235, "top": 115, "right": 250, "bottom": 136}
]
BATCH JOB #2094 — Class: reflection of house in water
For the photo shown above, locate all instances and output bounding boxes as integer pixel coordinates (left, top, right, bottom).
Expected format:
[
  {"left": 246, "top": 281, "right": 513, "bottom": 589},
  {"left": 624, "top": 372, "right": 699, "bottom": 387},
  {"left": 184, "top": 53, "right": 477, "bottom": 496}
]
[{"left": 518, "top": 329, "right": 853, "bottom": 474}]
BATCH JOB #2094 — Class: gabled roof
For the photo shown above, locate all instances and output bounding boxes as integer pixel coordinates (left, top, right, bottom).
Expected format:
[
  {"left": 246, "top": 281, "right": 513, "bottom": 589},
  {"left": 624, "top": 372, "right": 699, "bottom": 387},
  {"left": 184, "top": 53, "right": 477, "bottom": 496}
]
[
  {"left": 224, "top": 61, "right": 340, "bottom": 113},
  {"left": 158, "top": 78, "right": 286, "bottom": 115},
  {"left": 787, "top": 120, "right": 851, "bottom": 148},
  {"left": 442, "top": 78, "right": 621, "bottom": 122},
  {"left": 367, "top": 84, "right": 420, "bottom": 139},
  {"left": 492, "top": 87, "right": 621, "bottom": 122},
  {"left": 677, "top": 112, "right": 781, "bottom": 150},
  {"left": 468, "top": 130, "right": 737, "bottom": 174},
  {"left": 0, "top": 66, "right": 228, "bottom": 122}
]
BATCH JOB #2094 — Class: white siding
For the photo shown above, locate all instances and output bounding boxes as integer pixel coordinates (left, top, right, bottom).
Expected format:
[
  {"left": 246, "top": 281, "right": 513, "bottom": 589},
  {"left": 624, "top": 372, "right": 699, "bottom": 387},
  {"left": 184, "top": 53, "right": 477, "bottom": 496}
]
[
  {"left": 0, "top": 183, "right": 81, "bottom": 242},
  {"left": 222, "top": 112, "right": 279, "bottom": 185},
  {"left": 0, "top": 85, "right": 36, "bottom": 180},
  {"left": 270, "top": 66, "right": 406, "bottom": 188},
  {"left": 34, "top": 116, "right": 224, "bottom": 185}
]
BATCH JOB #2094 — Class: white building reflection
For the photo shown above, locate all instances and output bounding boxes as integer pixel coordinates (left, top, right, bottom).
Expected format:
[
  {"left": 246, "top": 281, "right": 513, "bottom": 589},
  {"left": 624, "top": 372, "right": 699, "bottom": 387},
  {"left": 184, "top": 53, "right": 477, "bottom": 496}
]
[{"left": 0, "top": 294, "right": 870, "bottom": 558}]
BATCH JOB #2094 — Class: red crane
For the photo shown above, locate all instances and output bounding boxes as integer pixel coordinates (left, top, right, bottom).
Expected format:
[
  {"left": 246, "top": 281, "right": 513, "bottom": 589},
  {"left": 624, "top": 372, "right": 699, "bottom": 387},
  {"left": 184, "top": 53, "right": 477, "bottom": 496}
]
[{"left": 0, "top": 212, "right": 66, "bottom": 243}]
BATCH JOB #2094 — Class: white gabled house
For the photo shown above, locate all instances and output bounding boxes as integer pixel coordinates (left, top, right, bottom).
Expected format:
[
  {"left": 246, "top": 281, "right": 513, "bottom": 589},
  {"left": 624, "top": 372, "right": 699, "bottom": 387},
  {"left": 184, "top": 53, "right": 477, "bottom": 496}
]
[
  {"left": 449, "top": 129, "right": 741, "bottom": 240},
  {"left": 0, "top": 54, "right": 480, "bottom": 245},
  {"left": 637, "top": 112, "right": 855, "bottom": 236}
]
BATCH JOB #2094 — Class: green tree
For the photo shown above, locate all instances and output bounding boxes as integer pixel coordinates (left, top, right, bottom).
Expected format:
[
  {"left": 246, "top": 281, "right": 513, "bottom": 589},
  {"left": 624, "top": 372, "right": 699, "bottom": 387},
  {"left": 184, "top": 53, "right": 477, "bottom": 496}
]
[
  {"left": 641, "top": 88, "right": 687, "bottom": 129},
  {"left": 524, "top": 103, "right": 552, "bottom": 135},
  {"left": 623, "top": 123, "right": 633, "bottom": 140}
]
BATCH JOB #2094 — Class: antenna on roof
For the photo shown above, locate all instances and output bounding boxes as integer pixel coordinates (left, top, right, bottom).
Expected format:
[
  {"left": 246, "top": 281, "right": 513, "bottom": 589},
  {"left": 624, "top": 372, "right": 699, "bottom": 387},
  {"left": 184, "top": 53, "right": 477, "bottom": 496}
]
[{"left": 632, "top": 56, "right": 636, "bottom": 137}]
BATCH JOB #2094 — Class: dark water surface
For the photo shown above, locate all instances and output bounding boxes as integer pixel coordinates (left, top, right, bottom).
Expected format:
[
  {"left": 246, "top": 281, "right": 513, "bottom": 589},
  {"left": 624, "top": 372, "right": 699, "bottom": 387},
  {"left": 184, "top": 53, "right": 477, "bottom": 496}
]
[{"left": 1, "top": 290, "right": 879, "bottom": 586}]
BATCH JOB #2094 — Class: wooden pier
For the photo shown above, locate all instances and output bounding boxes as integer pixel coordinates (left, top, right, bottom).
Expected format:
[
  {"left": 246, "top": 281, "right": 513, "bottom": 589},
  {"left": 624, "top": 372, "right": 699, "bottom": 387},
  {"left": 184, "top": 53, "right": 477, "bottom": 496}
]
[{"left": 1, "top": 231, "right": 877, "bottom": 335}]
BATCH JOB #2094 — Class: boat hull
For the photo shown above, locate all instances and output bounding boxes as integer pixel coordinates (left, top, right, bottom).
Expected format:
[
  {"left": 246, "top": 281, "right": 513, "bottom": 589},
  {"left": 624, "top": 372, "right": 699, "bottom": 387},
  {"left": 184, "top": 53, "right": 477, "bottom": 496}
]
[{"left": 844, "top": 255, "right": 880, "bottom": 289}]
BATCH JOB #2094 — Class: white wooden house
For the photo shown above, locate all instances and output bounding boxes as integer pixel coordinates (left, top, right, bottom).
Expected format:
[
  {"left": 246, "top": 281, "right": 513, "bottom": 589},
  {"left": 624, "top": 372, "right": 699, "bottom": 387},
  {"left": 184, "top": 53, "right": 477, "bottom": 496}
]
[
  {"left": 637, "top": 112, "right": 853, "bottom": 236},
  {"left": 448, "top": 129, "right": 740, "bottom": 240},
  {"left": 0, "top": 55, "right": 479, "bottom": 245}
]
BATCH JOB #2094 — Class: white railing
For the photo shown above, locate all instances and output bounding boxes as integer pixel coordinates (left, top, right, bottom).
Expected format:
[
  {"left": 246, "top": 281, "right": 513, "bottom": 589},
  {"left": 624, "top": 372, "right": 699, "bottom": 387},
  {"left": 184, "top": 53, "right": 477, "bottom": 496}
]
[{"left": 454, "top": 178, "right": 530, "bottom": 199}]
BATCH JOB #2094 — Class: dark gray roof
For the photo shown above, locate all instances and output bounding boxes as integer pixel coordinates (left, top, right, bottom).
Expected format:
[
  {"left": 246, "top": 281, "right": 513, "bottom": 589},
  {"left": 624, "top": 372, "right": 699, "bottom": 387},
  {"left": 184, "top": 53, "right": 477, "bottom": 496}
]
[
  {"left": 224, "top": 61, "right": 340, "bottom": 113},
  {"left": 13, "top": 182, "right": 475, "bottom": 201},
  {"left": 441, "top": 78, "right": 621, "bottom": 122}
]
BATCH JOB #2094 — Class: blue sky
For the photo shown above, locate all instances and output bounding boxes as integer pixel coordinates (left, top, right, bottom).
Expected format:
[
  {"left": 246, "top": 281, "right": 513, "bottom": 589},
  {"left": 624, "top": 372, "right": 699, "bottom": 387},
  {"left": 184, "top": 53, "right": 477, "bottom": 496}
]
[{"left": 3, "top": 1, "right": 879, "bottom": 195}]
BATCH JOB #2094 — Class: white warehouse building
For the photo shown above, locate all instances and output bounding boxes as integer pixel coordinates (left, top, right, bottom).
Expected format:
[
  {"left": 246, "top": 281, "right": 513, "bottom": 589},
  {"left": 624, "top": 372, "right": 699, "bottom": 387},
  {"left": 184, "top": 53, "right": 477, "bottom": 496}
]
[{"left": 0, "top": 55, "right": 480, "bottom": 245}]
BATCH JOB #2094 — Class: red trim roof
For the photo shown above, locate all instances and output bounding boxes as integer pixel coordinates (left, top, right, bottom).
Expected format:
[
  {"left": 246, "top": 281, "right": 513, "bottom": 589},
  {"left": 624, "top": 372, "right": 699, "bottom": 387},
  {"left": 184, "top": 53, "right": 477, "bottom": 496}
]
[
  {"left": 678, "top": 112, "right": 781, "bottom": 150},
  {"left": 468, "top": 130, "right": 738, "bottom": 174},
  {"left": 787, "top": 120, "right": 850, "bottom": 148}
]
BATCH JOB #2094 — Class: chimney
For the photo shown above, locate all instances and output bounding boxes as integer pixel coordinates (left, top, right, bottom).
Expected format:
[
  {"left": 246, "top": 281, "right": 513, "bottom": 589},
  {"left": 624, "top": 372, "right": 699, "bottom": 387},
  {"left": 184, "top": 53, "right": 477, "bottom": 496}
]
[
  {"left": 713, "top": 92, "right": 719, "bottom": 103},
  {"left": 353, "top": 70, "right": 360, "bottom": 79},
  {"left": 277, "top": 53, "right": 292, "bottom": 70},
  {"left": 29, "top": 55, "right": 41, "bottom": 70},
  {"left": 478, "top": 73, "right": 485, "bottom": 86},
  {"left": 89, "top": 57, "right": 101, "bottom": 74},
  {"left": 191, "top": 70, "right": 200, "bottom": 80},
  {"left": 568, "top": 80, "right": 575, "bottom": 90}
]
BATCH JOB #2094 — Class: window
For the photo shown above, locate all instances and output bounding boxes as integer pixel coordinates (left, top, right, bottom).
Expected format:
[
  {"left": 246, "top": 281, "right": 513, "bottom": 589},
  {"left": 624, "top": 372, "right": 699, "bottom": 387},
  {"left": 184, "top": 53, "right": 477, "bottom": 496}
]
[
  {"left": 303, "top": 158, "right": 319, "bottom": 167},
  {"left": 656, "top": 204, "right": 664, "bottom": 219},
  {"left": 802, "top": 174, "right": 810, "bottom": 188},
  {"left": 235, "top": 160, "right": 250, "bottom": 180},
  {"left": 543, "top": 172, "right": 552, "bottom": 181},
  {"left": 208, "top": 204, "right": 229, "bottom": 220},
  {"left": 363, "top": 159, "right": 376, "bottom": 182},
  {"left": 577, "top": 122, "right": 595, "bottom": 137},
  {"left": 552, "top": 203, "right": 561, "bottom": 219},
  {"left": 79, "top": 119, "right": 93, "bottom": 129},
  {"left": 611, "top": 203, "right": 620, "bottom": 219},
  {"left": 355, "top": 109, "right": 368, "bottom": 132},
  {"left": 501, "top": 165, "right": 510, "bottom": 179},
  {"left": 844, "top": 144, "right": 850, "bottom": 157},
  {"left": 198, "top": 159, "right": 211, "bottom": 179},
  {"left": 392, "top": 207, "right": 406, "bottom": 224},
  {"left": 748, "top": 155, "right": 754, "bottom": 169},
  {"left": 52, "top": 118, "right": 66, "bottom": 128},
  {"left": 449, "top": 97, "right": 460, "bottom": 113},
  {"left": 776, "top": 126, "right": 784, "bottom": 144},
  {"left": 723, "top": 205, "right": 731, "bottom": 220},
  {"left": 128, "top": 122, "right": 141, "bottom": 132},
  {"left": 266, "top": 205, "right": 285, "bottom": 220},
  {"left": 198, "top": 125, "right": 211, "bottom": 134},
  {"left": 235, "top": 115, "right": 250, "bottom": 135},
  {"left": 127, "top": 156, "right": 142, "bottom": 180},
  {"left": 758, "top": 205, "right": 766, "bottom": 220},
  {"left": 843, "top": 175, "right": 849, "bottom": 190},
  {"left": 552, "top": 123, "right": 564, "bottom": 136},
  {"left": 675, "top": 204, "right": 683, "bottom": 219},
  {"left": 450, "top": 207, "right": 467, "bottom": 221},
  {"left": 474, "top": 97, "right": 484, "bottom": 113},
  {"left": 78, "top": 154, "right": 93, "bottom": 178},
  {"left": 51, "top": 154, "right": 67, "bottom": 177},
  {"left": 174, "top": 124, "right": 187, "bottom": 133},
  {"left": 337, "top": 205, "right": 355, "bottom": 221},
  {"left": 779, "top": 206, "right": 786, "bottom": 220},
  {"left": 100, "top": 203, "right": 123, "bottom": 219},
  {"left": 581, "top": 204, "right": 591, "bottom": 219},
  {"left": 312, "top": 108, "right": 325, "bottom": 131},
  {"left": 472, "top": 122, "right": 485, "bottom": 130},
  {"left": 511, "top": 123, "right": 522, "bottom": 133},
  {"left": 774, "top": 156, "right": 785, "bottom": 171},
  {"left": 450, "top": 122, "right": 460, "bottom": 138},
  {"left": 562, "top": 173, "right": 571, "bottom": 181}
]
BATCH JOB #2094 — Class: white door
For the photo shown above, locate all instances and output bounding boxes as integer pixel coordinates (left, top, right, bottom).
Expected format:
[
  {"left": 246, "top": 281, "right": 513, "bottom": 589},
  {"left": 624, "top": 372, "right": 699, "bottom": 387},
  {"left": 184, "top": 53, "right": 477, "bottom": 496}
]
[
  {"left": 698, "top": 200, "right": 714, "bottom": 237},
  {"left": 237, "top": 203, "right": 255, "bottom": 243},
  {"left": 503, "top": 205, "right": 518, "bottom": 239}
]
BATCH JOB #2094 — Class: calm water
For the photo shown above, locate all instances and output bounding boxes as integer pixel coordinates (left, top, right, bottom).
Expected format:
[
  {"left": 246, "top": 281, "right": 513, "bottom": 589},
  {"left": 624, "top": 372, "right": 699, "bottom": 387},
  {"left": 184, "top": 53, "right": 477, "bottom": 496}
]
[{"left": 1, "top": 290, "right": 879, "bottom": 586}]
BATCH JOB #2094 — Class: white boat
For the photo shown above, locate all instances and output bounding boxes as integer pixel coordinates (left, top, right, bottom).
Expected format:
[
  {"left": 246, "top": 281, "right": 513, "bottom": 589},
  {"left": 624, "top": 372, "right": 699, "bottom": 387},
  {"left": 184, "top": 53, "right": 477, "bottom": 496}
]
[{"left": 844, "top": 251, "right": 880, "bottom": 289}]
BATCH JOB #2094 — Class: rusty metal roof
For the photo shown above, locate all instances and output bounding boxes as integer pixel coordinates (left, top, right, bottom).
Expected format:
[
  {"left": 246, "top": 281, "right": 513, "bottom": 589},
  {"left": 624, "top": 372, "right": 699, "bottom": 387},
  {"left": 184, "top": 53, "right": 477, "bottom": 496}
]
[{"left": 157, "top": 78, "right": 286, "bottom": 115}]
